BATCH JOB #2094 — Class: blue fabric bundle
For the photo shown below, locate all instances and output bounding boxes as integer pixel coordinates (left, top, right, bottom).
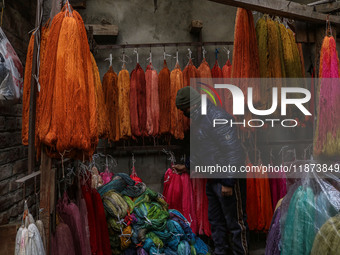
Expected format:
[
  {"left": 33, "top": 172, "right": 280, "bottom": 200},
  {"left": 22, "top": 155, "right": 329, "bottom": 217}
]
[{"left": 177, "top": 240, "right": 191, "bottom": 255}]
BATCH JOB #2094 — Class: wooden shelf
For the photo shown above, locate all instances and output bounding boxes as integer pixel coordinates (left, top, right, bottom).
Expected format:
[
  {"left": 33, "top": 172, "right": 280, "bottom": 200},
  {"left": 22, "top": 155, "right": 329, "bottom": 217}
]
[
  {"left": 70, "top": 0, "right": 86, "bottom": 9},
  {"left": 85, "top": 24, "right": 118, "bottom": 44}
]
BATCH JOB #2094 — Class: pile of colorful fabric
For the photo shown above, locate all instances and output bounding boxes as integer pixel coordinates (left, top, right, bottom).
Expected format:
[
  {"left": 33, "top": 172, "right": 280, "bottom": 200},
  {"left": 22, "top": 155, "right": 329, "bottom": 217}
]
[{"left": 98, "top": 173, "right": 211, "bottom": 254}]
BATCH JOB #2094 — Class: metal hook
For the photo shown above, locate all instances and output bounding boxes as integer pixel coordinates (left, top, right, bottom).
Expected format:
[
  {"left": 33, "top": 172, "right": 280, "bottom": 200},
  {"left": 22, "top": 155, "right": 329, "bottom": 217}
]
[
  {"left": 187, "top": 48, "right": 192, "bottom": 60},
  {"left": 105, "top": 53, "right": 113, "bottom": 67},
  {"left": 132, "top": 153, "right": 136, "bottom": 169},
  {"left": 202, "top": 46, "right": 207, "bottom": 59},
  {"left": 215, "top": 48, "right": 219, "bottom": 60},
  {"left": 163, "top": 46, "right": 171, "bottom": 60}
]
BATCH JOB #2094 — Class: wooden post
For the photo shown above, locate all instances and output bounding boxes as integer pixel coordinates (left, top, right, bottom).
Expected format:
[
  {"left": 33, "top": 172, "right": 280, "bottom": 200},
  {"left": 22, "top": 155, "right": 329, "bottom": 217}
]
[
  {"left": 39, "top": 149, "right": 53, "bottom": 254},
  {"left": 28, "top": 0, "right": 43, "bottom": 174}
]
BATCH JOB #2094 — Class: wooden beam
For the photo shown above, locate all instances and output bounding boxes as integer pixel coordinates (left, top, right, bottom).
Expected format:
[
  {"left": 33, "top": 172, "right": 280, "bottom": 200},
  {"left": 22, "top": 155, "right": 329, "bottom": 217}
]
[
  {"left": 314, "top": 1, "right": 340, "bottom": 13},
  {"left": 95, "top": 41, "right": 233, "bottom": 50},
  {"left": 209, "top": 0, "right": 340, "bottom": 25},
  {"left": 85, "top": 24, "right": 118, "bottom": 36}
]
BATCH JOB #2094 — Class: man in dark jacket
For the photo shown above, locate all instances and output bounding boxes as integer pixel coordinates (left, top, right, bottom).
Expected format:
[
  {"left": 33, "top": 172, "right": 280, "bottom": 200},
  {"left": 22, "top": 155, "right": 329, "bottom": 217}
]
[{"left": 173, "top": 86, "right": 249, "bottom": 255}]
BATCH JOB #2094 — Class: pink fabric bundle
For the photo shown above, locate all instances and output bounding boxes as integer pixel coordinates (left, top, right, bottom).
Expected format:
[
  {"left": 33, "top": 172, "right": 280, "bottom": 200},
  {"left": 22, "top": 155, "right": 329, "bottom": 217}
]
[
  {"left": 269, "top": 165, "right": 287, "bottom": 210},
  {"left": 314, "top": 36, "right": 340, "bottom": 156},
  {"left": 100, "top": 166, "right": 113, "bottom": 185},
  {"left": 51, "top": 223, "right": 76, "bottom": 255},
  {"left": 145, "top": 64, "right": 159, "bottom": 136},
  {"left": 192, "top": 178, "right": 211, "bottom": 237},
  {"left": 57, "top": 192, "right": 91, "bottom": 255},
  {"left": 163, "top": 168, "right": 198, "bottom": 234}
]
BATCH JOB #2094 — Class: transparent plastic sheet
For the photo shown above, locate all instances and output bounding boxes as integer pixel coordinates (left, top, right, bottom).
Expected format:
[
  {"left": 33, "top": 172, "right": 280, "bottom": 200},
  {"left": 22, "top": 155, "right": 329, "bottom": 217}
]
[
  {"left": 266, "top": 160, "right": 340, "bottom": 255},
  {"left": 0, "top": 27, "right": 23, "bottom": 100}
]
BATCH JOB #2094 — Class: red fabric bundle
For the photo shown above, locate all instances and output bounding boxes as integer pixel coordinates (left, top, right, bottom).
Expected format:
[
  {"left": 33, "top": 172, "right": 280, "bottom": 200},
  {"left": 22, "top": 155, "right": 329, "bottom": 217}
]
[
  {"left": 182, "top": 59, "right": 199, "bottom": 131},
  {"left": 192, "top": 178, "right": 211, "bottom": 236},
  {"left": 158, "top": 60, "right": 171, "bottom": 135},
  {"left": 92, "top": 189, "right": 112, "bottom": 255},
  {"left": 130, "top": 166, "right": 143, "bottom": 184},
  {"left": 162, "top": 169, "right": 198, "bottom": 233},
  {"left": 135, "top": 65, "right": 147, "bottom": 136},
  {"left": 211, "top": 60, "right": 223, "bottom": 78},
  {"left": 246, "top": 164, "right": 258, "bottom": 231},
  {"left": 163, "top": 168, "right": 182, "bottom": 211},
  {"left": 130, "top": 64, "right": 145, "bottom": 137},
  {"left": 82, "top": 186, "right": 98, "bottom": 255},
  {"left": 181, "top": 173, "right": 198, "bottom": 234}
]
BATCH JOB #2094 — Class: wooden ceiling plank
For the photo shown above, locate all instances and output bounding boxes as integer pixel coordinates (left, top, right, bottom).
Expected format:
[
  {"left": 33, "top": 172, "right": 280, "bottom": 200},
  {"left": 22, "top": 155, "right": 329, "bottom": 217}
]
[{"left": 209, "top": 0, "right": 340, "bottom": 25}]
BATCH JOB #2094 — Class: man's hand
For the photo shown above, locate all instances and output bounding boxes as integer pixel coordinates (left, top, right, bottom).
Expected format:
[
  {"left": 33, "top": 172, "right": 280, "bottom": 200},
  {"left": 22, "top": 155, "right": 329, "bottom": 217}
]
[
  {"left": 221, "top": 185, "right": 233, "bottom": 197},
  {"left": 172, "top": 164, "right": 188, "bottom": 174}
]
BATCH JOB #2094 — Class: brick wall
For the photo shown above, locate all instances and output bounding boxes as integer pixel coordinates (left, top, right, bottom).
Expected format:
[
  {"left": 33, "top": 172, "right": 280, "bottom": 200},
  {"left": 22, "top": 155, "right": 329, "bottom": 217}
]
[
  {"left": 0, "top": 0, "right": 37, "bottom": 225},
  {"left": 0, "top": 103, "right": 38, "bottom": 225}
]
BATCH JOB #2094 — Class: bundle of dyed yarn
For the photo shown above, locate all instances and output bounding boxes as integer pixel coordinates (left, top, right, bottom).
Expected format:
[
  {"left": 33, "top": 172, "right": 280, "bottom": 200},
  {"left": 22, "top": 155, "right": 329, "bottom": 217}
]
[{"left": 98, "top": 173, "right": 210, "bottom": 254}]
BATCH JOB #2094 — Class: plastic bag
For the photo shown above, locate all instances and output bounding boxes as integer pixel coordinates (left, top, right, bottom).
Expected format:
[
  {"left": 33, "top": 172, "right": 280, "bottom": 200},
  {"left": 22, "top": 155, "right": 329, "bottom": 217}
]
[
  {"left": 266, "top": 160, "right": 340, "bottom": 255},
  {"left": 0, "top": 27, "right": 23, "bottom": 100}
]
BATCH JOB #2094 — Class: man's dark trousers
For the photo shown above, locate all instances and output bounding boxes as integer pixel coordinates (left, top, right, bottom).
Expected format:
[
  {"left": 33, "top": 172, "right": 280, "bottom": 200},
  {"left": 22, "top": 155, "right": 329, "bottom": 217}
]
[{"left": 206, "top": 179, "right": 249, "bottom": 255}]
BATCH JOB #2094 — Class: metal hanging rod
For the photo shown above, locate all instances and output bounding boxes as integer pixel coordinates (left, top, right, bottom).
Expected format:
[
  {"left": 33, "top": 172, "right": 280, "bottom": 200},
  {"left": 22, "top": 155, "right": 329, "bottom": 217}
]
[{"left": 96, "top": 41, "right": 234, "bottom": 50}]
